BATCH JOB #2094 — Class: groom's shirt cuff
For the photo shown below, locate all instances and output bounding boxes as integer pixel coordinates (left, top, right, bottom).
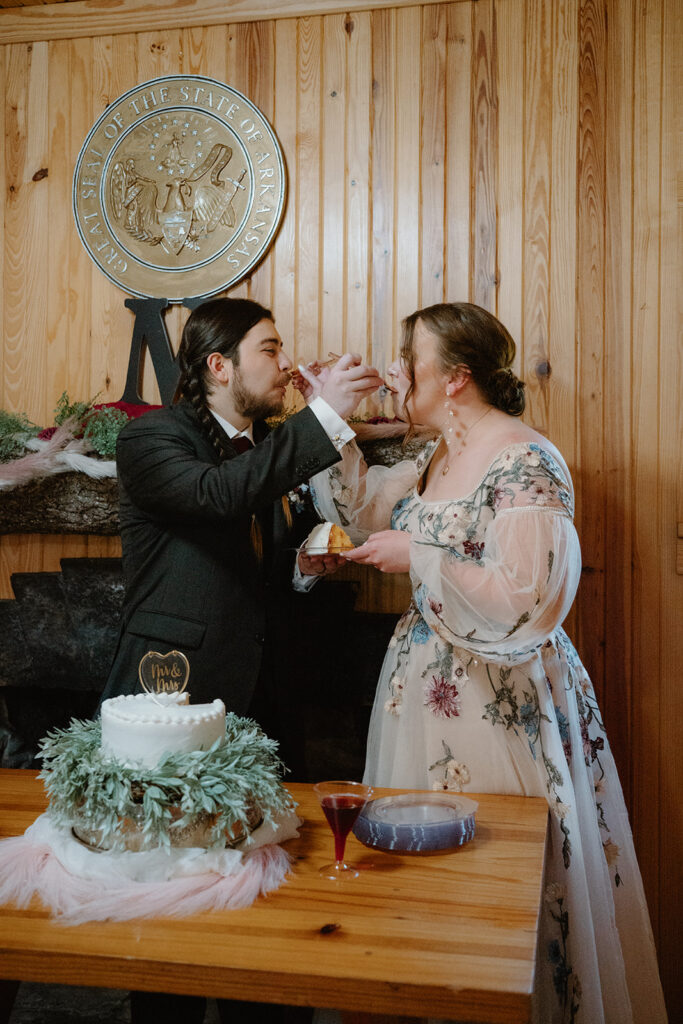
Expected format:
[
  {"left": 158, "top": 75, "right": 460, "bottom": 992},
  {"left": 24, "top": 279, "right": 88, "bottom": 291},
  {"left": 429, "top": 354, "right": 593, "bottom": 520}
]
[
  {"left": 308, "top": 397, "right": 356, "bottom": 451},
  {"left": 292, "top": 553, "right": 319, "bottom": 593}
]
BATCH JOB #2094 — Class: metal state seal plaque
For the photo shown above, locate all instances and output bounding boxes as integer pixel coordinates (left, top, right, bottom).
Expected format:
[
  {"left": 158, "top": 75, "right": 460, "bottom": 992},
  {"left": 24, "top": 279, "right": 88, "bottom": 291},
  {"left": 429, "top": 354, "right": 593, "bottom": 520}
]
[{"left": 73, "top": 75, "right": 286, "bottom": 301}]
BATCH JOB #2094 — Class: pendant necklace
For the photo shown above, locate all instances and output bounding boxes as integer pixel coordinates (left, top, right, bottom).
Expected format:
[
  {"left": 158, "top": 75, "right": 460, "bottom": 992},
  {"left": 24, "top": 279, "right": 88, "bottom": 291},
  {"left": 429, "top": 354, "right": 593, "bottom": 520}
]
[{"left": 442, "top": 407, "right": 493, "bottom": 476}]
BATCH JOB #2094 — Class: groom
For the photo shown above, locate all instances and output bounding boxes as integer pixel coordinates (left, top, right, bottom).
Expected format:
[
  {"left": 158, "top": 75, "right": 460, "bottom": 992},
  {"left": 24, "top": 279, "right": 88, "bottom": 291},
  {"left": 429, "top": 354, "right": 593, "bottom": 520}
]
[{"left": 103, "top": 297, "right": 381, "bottom": 1024}]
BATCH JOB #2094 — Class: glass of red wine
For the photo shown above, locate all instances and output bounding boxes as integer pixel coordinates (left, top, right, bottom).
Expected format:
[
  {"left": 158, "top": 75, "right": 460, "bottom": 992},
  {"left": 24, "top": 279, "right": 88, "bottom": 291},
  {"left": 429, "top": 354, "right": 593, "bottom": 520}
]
[{"left": 314, "top": 780, "right": 373, "bottom": 880}]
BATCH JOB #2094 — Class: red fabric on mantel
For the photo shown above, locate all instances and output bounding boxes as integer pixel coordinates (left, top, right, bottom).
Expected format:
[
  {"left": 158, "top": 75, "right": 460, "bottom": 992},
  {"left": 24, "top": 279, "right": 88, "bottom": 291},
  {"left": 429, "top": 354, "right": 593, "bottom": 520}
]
[
  {"left": 37, "top": 402, "right": 162, "bottom": 441},
  {"left": 93, "top": 401, "right": 163, "bottom": 418}
]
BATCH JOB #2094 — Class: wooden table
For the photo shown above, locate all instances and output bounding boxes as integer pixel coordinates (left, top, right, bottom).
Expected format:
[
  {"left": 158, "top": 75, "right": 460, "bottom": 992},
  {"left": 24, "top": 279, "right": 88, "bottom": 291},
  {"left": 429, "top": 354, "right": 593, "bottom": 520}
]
[{"left": 0, "top": 770, "right": 548, "bottom": 1024}]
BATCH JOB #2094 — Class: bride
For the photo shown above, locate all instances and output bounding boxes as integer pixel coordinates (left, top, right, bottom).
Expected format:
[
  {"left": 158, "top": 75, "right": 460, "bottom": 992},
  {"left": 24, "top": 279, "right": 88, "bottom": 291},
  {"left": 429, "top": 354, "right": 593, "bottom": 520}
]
[{"left": 300, "top": 302, "right": 666, "bottom": 1024}]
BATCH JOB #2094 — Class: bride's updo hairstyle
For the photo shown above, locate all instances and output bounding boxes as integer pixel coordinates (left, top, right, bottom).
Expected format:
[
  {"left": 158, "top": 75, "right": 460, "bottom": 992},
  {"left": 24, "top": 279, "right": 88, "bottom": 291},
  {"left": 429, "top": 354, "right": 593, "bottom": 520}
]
[
  {"left": 176, "top": 297, "right": 272, "bottom": 459},
  {"left": 400, "top": 302, "right": 526, "bottom": 417}
]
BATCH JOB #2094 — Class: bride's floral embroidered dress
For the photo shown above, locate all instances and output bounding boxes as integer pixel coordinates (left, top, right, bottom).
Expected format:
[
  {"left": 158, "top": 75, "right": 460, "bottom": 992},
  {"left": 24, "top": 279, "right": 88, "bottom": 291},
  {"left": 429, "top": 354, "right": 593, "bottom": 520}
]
[{"left": 312, "top": 439, "right": 666, "bottom": 1024}]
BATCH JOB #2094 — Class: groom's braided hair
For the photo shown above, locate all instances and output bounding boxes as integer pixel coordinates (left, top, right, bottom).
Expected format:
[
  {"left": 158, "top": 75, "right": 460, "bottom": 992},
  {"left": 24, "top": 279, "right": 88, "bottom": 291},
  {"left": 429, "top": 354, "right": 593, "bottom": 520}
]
[{"left": 176, "top": 297, "right": 273, "bottom": 460}]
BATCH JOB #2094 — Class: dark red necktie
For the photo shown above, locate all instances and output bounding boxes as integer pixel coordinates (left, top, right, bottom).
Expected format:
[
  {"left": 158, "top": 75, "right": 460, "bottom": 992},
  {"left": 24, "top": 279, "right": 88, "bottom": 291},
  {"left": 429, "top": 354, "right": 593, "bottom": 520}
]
[{"left": 231, "top": 436, "right": 254, "bottom": 454}]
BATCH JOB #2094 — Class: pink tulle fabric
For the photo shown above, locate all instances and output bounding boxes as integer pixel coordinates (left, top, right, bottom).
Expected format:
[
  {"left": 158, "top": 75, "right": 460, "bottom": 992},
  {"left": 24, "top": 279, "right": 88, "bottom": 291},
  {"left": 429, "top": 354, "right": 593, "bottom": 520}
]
[{"left": 0, "top": 834, "right": 291, "bottom": 926}]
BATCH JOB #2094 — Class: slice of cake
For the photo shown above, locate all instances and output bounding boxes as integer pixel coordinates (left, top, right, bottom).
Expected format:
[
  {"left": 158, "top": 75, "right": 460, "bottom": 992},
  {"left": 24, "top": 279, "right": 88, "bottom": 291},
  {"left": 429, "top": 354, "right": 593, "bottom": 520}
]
[{"left": 305, "top": 521, "right": 355, "bottom": 554}]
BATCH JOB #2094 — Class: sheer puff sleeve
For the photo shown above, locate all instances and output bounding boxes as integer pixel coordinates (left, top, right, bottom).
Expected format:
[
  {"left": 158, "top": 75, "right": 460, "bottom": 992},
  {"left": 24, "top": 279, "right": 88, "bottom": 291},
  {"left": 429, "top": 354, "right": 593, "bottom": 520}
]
[
  {"left": 309, "top": 439, "right": 434, "bottom": 543},
  {"left": 411, "top": 444, "right": 582, "bottom": 665}
]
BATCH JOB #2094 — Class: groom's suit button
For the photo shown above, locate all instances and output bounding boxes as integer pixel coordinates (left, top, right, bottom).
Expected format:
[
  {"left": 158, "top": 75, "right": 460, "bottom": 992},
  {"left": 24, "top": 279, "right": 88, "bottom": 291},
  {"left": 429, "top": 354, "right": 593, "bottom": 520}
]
[{"left": 254, "top": 633, "right": 265, "bottom": 645}]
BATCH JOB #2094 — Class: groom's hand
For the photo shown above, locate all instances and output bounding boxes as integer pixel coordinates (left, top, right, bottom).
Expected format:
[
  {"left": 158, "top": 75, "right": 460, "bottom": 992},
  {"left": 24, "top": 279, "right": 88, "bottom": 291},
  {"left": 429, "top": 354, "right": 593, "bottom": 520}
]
[
  {"left": 299, "top": 354, "right": 383, "bottom": 419},
  {"left": 297, "top": 550, "right": 347, "bottom": 576}
]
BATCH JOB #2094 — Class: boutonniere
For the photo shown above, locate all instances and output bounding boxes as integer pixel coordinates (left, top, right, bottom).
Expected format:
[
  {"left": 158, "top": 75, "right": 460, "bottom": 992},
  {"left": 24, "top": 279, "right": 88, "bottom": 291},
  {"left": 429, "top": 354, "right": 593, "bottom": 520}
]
[{"left": 287, "top": 482, "right": 310, "bottom": 511}]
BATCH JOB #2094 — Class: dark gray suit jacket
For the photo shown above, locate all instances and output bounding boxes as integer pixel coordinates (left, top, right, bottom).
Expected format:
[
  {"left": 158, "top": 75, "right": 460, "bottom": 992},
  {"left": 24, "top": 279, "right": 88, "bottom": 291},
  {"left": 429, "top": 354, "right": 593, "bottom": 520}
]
[{"left": 101, "top": 400, "right": 340, "bottom": 714}]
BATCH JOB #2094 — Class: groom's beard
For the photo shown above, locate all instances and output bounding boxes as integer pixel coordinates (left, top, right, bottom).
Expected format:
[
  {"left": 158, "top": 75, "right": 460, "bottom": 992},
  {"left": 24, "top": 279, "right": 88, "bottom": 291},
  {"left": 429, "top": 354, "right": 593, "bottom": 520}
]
[{"left": 231, "top": 366, "right": 288, "bottom": 421}]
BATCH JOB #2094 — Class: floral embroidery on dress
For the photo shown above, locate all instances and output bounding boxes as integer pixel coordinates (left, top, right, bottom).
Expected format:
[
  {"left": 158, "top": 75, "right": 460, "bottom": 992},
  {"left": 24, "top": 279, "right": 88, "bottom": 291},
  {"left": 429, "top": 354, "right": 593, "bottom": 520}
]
[
  {"left": 420, "top": 638, "right": 469, "bottom": 720},
  {"left": 390, "top": 495, "right": 412, "bottom": 526},
  {"left": 544, "top": 883, "right": 581, "bottom": 1023},
  {"left": 385, "top": 643, "right": 405, "bottom": 716},
  {"left": 325, "top": 463, "right": 355, "bottom": 527},
  {"left": 556, "top": 630, "right": 581, "bottom": 668},
  {"left": 602, "top": 838, "right": 622, "bottom": 886},
  {"left": 482, "top": 666, "right": 549, "bottom": 749},
  {"left": 570, "top": 668, "right": 622, "bottom": 886},
  {"left": 577, "top": 688, "right": 605, "bottom": 768},
  {"left": 384, "top": 689, "right": 403, "bottom": 716},
  {"left": 462, "top": 539, "right": 485, "bottom": 560},
  {"left": 483, "top": 664, "right": 572, "bottom": 866},
  {"left": 383, "top": 605, "right": 435, "bottom": 718},
  {"left": 492, "top": 444, "right": 574, "bottom": 518},
  {"left": 414, "top": 439, "right": 439, "bottom": 475},
  {"left": 556, "top": 706, "right": 572, "bottom": 761},
  {"left": 410, "top": 615, "right": 432, "bottom": 645},
  {"left": 429, "top": 739, "right": 471, "bottom": 791},
  {"left": 424, "top": 675, "right": 461, "bottom": 719}
]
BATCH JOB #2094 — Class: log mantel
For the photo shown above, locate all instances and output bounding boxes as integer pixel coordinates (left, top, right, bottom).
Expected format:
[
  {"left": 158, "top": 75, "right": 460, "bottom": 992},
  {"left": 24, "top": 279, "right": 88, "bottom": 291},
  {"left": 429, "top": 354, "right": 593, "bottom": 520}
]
[
  {"left": 0, "top": 434, "right": 430, "bottom": 536},
  {"left": 0, "top": 474, "right": 120, "bottom": 535}
]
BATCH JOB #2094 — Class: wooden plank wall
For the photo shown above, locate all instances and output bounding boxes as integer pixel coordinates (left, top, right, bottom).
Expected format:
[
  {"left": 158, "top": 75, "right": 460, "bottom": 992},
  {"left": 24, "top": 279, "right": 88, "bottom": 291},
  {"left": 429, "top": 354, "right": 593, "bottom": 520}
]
[{"left": 0, "top": 1, "right": 680, "bottom": 1013}]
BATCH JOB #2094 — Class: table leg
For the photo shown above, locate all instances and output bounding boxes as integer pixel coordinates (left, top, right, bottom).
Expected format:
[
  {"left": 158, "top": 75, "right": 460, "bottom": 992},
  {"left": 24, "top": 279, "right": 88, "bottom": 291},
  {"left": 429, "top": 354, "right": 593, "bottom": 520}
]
[{"left": 0, "top": 980, "right": 19, "bottom": 1024}]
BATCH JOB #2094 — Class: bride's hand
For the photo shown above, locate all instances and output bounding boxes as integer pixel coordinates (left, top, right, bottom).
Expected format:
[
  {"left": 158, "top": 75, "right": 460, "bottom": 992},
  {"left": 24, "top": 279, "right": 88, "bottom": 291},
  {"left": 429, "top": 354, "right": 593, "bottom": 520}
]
[{"left": 343, "top": 530, "right": 412, "bottom": 573}]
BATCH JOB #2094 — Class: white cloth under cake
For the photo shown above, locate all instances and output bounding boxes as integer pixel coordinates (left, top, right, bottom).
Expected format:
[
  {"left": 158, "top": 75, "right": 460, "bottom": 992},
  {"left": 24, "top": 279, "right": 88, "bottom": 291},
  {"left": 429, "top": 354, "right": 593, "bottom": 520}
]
[
  {"left": 27, "top": 808, "right": 301, "bottom": 882},
  {"left": 0, "top": 808, "right": 301, "bottom": 924}
]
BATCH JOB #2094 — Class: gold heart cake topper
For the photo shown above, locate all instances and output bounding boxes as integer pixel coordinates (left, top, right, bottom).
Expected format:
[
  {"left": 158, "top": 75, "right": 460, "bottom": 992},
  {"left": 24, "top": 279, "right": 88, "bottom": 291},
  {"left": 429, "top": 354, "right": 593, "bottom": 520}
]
[{"left": 138, "top": 650, "right": 190, "bottom": 695}]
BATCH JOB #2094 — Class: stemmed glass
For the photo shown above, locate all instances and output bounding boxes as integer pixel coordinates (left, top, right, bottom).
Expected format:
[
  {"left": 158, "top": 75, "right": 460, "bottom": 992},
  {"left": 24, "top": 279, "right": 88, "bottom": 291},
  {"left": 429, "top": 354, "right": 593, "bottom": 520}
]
[{"left": 314, "top": 780, "right": 373, "bottom": 880}]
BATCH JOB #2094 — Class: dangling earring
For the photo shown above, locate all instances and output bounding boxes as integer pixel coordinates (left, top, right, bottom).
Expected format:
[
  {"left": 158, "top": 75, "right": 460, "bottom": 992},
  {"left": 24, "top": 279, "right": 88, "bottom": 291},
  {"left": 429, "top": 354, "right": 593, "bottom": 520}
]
[
  {"left": 445, "top": 397, "right": 465, "bottom": 445},
  {"left": 445, "top": 399, "right": 455, "bottom": 443},
  {"left": 443, "top": 394, "right": 470, "bottom": 476}
]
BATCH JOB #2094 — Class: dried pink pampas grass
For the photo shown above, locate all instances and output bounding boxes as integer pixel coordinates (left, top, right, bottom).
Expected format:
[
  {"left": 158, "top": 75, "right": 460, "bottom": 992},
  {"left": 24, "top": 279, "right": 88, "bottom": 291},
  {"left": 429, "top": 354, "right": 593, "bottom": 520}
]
[{"left": 0, "top": 418, "right": 115, "bottom": 490}]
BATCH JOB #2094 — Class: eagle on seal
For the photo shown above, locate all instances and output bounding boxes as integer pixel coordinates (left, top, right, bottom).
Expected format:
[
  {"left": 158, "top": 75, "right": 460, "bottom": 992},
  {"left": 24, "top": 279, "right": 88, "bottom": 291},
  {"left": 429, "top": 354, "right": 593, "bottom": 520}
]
[{"left": 109, "top": 142, "right": 244, "bottom": 256}]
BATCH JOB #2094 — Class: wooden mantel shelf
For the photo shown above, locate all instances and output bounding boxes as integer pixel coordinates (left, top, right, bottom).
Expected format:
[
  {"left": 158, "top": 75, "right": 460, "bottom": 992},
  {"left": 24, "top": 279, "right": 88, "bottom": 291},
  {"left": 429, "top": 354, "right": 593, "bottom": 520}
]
[{"left": 0, "top": 433, "right": 428, "bottom": 536}]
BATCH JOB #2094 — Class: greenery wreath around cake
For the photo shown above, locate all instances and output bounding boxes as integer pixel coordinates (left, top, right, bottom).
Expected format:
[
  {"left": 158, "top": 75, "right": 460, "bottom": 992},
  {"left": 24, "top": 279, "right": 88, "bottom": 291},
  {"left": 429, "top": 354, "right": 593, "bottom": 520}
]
[{"left": 38, "top": 712, "right": 294, "bottom": 853}]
